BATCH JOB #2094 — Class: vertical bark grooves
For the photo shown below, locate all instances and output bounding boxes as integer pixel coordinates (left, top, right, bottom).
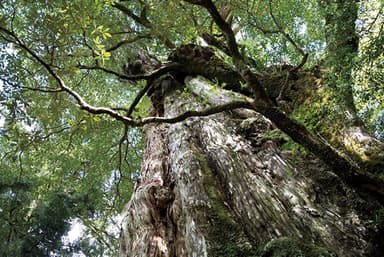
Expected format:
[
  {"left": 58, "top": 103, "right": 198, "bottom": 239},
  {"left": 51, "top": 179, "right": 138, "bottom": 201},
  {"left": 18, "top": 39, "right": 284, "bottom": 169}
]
[
  {"left": 166, "top": 94, "right": 258, "bottom": 256},
  {"left": 119, "top": 122, "right": 176, "bottom": 257},
  {"left": 119, "top": 84, "right": 176, "bottom": 257}
]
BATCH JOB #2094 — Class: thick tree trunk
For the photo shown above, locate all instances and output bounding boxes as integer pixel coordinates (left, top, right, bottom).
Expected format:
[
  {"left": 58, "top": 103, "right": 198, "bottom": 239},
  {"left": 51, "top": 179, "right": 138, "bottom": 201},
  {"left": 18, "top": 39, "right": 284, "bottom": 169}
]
[{"left": 119, "top": 76, "right": 383, "bottom": 257}]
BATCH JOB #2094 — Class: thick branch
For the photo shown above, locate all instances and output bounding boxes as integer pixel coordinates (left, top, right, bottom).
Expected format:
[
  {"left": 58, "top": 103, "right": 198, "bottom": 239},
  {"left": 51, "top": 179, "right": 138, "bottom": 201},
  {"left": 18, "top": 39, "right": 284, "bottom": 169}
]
[
  {"left": 185, "top": 0, "right": 243, "bottom": 61},
  {"left": 180, "top": 3, "right": 384, "bottom": 201},
  {"left": 201, "top": 32, "right": 231, "bottom": 56},
  {"left": 184, "top": 0, "right": 272, "bottom": 103}
]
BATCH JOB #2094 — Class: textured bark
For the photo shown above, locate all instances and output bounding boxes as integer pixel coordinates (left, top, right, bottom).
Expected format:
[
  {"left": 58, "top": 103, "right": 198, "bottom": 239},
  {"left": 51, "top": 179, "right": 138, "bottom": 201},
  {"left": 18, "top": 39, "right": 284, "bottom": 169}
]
[{"left": 119, "top": 76, "right": 383, "bottom": 257}]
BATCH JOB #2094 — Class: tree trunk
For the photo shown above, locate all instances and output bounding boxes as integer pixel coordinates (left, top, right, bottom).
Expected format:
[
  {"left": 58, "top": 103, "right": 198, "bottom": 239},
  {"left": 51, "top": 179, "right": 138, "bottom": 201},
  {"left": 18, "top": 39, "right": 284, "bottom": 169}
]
[{"left": 119, "top": 76, "right": 383, "bottom": 257}]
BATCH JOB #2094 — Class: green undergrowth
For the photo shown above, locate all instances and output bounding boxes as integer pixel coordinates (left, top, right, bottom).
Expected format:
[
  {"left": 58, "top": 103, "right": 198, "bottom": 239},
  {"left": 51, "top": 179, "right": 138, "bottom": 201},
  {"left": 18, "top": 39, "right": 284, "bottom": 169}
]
[{"left": 257, "top": 237, "right": 337, "bottom": 257}]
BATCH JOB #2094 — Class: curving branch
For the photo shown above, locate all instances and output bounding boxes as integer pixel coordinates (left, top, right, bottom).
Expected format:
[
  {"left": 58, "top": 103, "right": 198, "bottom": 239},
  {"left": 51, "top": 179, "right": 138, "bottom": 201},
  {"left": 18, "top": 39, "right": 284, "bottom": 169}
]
[
  {"left": 111, "top": 2, "right": 175, "bottom": 49},
  {"left": 268, "top": 0, "right": 308, "bottom": 70},
  {"left": 106, "top": 34, "right": 153, "bottom": 52},
  {"left": 0, "top": 26, "right": 134, "bottom": 125},
  {"left": 0, "top": 25, "right": 255, "bottom": 129},
  {"left": 136, "top": 100, "right": 254, "bottom": 125}
]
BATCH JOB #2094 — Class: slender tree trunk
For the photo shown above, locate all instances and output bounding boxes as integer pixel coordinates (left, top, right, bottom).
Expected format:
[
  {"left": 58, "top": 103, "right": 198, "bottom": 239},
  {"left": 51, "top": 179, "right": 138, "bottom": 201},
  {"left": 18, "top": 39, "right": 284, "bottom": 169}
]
[{"left": 119, "top": 76, "right": 383, "bottom": 257}]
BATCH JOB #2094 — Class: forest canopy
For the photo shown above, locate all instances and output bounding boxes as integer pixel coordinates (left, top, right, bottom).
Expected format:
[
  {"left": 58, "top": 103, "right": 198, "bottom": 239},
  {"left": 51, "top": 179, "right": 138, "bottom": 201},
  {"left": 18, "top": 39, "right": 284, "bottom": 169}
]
[{"left": 0, "top": 0, "right": 383, "bottom": 256}]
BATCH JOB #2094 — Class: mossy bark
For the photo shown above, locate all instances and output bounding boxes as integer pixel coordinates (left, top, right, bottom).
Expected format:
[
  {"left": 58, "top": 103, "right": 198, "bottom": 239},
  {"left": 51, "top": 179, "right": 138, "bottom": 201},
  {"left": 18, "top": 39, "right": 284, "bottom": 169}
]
[
  {"left": 314, "top": 0, "right": 384, "bottom": 171},
  {"left": 118, "top": 76, "right": 383, "bottom": 257},
  {"left": 259, "top": 68, "right": 384, "bottom": 173}
]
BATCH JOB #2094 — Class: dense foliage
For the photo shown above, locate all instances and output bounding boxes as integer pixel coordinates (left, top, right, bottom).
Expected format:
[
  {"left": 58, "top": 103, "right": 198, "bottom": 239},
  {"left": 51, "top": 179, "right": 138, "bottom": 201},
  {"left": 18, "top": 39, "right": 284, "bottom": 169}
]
[{"left": 0, "top": 0, "right": 383, "bottom": 256}]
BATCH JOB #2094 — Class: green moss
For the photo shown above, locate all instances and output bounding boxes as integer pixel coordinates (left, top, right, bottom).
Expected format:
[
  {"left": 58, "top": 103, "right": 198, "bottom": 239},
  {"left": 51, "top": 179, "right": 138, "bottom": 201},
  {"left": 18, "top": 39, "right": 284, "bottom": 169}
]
[
  {"left": 257, "top": 129, "right": 289, "bottom": 144},
  {"left": 258, "top": 237, "right": 337, "bottom": 257}
]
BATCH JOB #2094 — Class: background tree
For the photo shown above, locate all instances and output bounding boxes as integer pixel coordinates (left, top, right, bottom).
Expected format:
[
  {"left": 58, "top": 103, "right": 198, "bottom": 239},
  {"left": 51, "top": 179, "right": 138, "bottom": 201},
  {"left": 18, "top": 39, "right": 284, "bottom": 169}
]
[{"left": 0, "top": 0, "right": 383, "bottom": 256}]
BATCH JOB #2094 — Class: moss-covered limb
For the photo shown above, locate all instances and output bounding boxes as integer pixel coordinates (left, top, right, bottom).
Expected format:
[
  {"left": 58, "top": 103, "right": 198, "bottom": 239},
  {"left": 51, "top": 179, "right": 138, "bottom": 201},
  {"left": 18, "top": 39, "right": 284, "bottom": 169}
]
[
  {"left": 255, "top": 105, "right": 384, "bottom": 204},
  {"left": 285, "top": 74, "right": 384, "bottom": 172},
  {"left": 167, "top": 43, "right": 384, "bottom": 202},
  {"left": 176, "top": 1, "right": 383, "bottom": 200}
]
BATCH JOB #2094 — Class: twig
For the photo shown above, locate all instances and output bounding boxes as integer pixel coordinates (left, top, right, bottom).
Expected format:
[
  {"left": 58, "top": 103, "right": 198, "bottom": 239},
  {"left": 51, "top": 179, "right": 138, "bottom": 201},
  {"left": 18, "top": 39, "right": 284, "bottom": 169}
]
[
  {"left": 112, "top": 2, "right": 175, "bottom": 49},
  {"left": 106, "top": 34, "right": 153, "bottom": 52},
  {"left": 268, "top": 0, "right": 308, "bottom": 71},
  {"left": 20, "top": 86, "right": 63, "bottom": 93}
]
